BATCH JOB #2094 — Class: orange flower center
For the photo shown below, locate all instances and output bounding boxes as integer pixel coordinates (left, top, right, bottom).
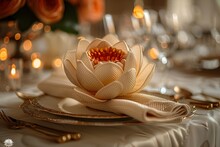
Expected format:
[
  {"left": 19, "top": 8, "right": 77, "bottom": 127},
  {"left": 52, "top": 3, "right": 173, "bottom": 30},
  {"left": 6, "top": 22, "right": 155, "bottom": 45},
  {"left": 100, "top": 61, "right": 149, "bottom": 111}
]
[{"left": 87, "top": 47, "right": 126, "bottom": 65}]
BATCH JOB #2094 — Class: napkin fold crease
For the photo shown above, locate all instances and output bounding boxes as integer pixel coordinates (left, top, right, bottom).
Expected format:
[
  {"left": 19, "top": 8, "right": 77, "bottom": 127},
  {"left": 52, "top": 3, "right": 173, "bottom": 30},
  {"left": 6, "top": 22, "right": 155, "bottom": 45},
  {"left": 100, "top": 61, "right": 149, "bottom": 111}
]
[{"left": 38, "top": 71, "right": 191, "bottom": 123}]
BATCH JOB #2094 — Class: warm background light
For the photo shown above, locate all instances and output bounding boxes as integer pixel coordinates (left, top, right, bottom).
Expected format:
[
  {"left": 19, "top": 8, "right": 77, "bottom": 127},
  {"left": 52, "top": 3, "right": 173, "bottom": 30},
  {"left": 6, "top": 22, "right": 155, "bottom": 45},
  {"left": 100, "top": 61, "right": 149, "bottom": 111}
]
[
  {"left": 32, "top": 22, "right": 44, "bottom": 31},
  {"left": 3, "top": 36, "right": 9, "bottom": 44},
  {"left": 14, "top": 33, "right": 21, "bottom": 40},
  {"left": 31, "top": 52, "right": 39, "bottom": 60},
  {"left": 32, "top": 58, "right": 42, "bottom": 69},
  {"left": 148, "top": 48, "right": 159, "bottom": 60},
  {"left": 23, "top": 40, "right": 32, "bottom": 51},
  {"left": 31, "top": 52, "right": 43, "bottom": 70},
  {"left": 10, "top": 64, "right": 16, "bottom": 76},
  {"left": 0, "top": 47, "right": 8, "bottom": 61},
  {"left": 44, "top": 25, "right": 51, "bottom": 32},
  {"left": 133, "top": 5, "right": 144, "bottom": 18},
  {"left": 52, "top": 58, "right": 62, "bottom": 69},
  {"left": 7, "top": 21, "right": 15, "bottom": 27}
]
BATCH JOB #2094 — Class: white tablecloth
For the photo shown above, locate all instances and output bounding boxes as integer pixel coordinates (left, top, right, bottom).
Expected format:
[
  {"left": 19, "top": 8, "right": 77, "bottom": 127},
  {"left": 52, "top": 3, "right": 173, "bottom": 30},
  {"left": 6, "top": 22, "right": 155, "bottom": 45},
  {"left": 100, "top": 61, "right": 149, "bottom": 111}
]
[{"left": 1, "top": 69, "right": 220, "bottom": 147}]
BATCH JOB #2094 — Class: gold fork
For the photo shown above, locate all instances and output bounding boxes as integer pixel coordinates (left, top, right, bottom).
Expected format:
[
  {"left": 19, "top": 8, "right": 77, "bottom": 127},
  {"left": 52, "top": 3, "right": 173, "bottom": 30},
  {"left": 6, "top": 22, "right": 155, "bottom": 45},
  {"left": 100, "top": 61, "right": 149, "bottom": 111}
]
[
  {"left": 141, "top": 91, "right": 216, "bottom": 109},
  {"left": 0, "top": 110, "right": 81, "bottom": 143}
]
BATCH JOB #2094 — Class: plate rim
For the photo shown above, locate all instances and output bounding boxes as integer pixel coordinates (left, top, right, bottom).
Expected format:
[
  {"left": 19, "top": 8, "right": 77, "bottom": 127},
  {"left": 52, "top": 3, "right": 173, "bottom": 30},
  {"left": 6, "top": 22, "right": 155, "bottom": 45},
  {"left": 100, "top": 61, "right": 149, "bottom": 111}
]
[
  {"left": 22, "top": 96, "right": 130, "bottom": 120},
  {"left": 21, "top": 101, "right": 140, "bottom": 126}
]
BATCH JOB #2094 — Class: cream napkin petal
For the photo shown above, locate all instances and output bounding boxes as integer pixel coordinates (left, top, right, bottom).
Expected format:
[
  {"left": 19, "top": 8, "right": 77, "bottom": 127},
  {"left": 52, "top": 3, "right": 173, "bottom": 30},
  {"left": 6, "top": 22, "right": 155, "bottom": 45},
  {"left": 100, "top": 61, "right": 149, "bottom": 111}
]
[
  {"left": 131, "top": 63, "right": 155, "bottom": 93},
  {"left": 65, "top": 50, "right": 77, "bottom": 68},
  {"left": 118, "top": 68, "right": 136, "bottom": 94},
  {"left": 86, "top": 39, "right": 102, "bottom": 51},
  {"left": 138, "top": 57, "right": 149, "bottom": 75},
  {"left": 113, "top": 41, "right": 129, "bottom": 53},
  {"left": 77, "top": 60, "right": 104, "bottom": 91},
  {"left": 63, "top": 59, "right": 81, "bottom": 87},
  {"left": 103, "top": 34, "right": 119, "bottom": 45},
  {"left": 95, "top": 81, "right": 123, "bottom": 100},
  {"left": 131, "top": 45, "right": 143, "bottom": 74},
  {"left": 74, "top": 87, "right": 106, "bottom": 103},
  {"left": 97, "top": 40, "right": 111, "bottom": 48},
  {"left": 81, "top": 52, "right": 94, "bottom": 71},
  {"left": 124, "top": 51, "right": 136, "bottom": 73},
  {"left": 76, "top": 39, "right": 90, "bottom": 59},
  {"left": 38, "top": 72, "right": 191, "bottom": 123},
  {"left": 94, "top": 62, "right": 123, "bottom": 85}
]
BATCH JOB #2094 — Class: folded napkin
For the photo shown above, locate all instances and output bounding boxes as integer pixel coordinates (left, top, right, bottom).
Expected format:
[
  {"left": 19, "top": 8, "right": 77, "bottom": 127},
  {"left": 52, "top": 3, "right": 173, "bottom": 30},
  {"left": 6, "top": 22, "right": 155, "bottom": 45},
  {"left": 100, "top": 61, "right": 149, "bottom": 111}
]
[{"left": 38, "top": 71, "right": 191, "bottom": 123}]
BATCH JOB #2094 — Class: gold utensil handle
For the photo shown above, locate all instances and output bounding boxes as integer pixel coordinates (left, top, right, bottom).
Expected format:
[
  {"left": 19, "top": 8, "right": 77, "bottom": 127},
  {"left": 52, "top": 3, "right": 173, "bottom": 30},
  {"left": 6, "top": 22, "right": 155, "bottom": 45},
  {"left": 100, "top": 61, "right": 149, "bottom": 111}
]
[
  {"left": 189, "top": 102, "right": 213, "bottom": 109},
  {"left": 9, "top": 117, "right": 81, "bottom": 142},
  {"left": 188, "top": 99, "right": 219, "bottom": 108}
]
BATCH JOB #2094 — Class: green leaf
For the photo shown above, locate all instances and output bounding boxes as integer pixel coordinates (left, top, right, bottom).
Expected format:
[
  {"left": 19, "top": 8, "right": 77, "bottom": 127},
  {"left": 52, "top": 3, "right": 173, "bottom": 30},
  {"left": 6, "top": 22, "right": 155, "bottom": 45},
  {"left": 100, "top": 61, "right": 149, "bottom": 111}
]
[{"left": 15, "top": 4, "right": 38, "bottom": 32}]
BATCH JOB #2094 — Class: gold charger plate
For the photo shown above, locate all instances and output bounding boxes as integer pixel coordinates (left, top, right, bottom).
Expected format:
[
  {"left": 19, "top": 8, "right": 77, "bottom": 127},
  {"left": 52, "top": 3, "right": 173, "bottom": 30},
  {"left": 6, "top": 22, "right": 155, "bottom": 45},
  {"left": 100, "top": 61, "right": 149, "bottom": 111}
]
[
  {"left": 21, "top": 95, "right": 130, "bottom": 120},
  {"left": 20, "top": 96, "right": 140, "bottom": 126}
]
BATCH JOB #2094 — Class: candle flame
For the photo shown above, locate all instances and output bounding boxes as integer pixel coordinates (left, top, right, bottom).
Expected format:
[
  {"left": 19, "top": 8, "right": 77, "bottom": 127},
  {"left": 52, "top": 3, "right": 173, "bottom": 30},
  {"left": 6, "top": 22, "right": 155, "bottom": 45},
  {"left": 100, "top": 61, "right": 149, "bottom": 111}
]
[
  {"left": 133, "top": 5, "right": 144, "bottom": 19},
  {"left": 11, "top": 64, "right": 16, "bottom": 76},
  {"left": 32, "top": 58, "right": 42, "bottom": 69}
]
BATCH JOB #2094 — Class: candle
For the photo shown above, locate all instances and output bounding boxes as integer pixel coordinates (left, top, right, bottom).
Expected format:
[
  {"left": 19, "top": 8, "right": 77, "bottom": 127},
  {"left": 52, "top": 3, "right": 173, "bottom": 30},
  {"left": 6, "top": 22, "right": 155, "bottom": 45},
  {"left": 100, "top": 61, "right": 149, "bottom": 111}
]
[
  {"left": 7, "top": 60, "right": 22, "bottom": 91},
  {"left": 8, "top": 64, "right": 19, "bottom": 79},
  {"left": 133, "top": 0, "right": 144, "bottom": 19},
  {"left": 31, "top": 52, "right": 43, "bottom": 75}
]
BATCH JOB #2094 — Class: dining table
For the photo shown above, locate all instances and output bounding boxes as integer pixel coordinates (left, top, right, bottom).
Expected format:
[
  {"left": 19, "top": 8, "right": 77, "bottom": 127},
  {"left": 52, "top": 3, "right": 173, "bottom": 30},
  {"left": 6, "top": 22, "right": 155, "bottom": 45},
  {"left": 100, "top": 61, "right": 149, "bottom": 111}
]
[{"left": 1, "top": 67, "right": 220, "bottom": 147}]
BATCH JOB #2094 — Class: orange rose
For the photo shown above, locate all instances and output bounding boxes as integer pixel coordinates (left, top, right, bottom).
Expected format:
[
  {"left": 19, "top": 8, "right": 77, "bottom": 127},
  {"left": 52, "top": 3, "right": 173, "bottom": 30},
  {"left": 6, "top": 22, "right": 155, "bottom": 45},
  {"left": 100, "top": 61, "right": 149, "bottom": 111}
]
[
  {"left": 0, "top": 0, "right": 26, "bottom": 19},
  {"left": 77, "top": 0, "right": 105, "bottom": 23},
  {"left": 27, "top": 0, "right": 64, "bottom": 24}
]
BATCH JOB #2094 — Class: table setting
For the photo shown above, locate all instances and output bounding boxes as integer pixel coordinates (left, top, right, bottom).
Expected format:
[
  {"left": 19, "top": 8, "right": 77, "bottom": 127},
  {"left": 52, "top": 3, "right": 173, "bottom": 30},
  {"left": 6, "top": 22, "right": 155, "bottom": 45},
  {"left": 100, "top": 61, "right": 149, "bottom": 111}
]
[{"left": 1, "top": 0, "right": 220, "bottom": 147}]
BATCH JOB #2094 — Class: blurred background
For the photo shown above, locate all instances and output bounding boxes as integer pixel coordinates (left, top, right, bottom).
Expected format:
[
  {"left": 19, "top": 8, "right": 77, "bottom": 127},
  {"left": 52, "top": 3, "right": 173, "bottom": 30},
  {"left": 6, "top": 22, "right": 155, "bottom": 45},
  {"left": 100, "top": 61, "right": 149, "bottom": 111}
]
[
  {"left": 92, "top": 0, "right": 220, "bottom": 37},
  {"left": 0, "top": 0, "right": 220, "bottom": 91},
  {"left": 91, "top": 0, "right": 220, "bottom": 72},
  {"left": 91, "top": 0, "right": 166, "bottom": 37}
]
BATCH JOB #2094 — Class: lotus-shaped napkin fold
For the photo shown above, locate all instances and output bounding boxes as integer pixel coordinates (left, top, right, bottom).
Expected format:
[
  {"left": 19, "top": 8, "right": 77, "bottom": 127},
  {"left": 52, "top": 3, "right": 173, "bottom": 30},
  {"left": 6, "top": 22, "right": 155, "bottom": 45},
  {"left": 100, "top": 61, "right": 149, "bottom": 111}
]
[
  {"left": 63, "top": 34, "right": 155, "bottom": 100},
  {"left": 38, "top": 34, "right": 191, "bottom": 123},
  {"left": 38, "top": 71, "right": 192, "bottom": 123}
]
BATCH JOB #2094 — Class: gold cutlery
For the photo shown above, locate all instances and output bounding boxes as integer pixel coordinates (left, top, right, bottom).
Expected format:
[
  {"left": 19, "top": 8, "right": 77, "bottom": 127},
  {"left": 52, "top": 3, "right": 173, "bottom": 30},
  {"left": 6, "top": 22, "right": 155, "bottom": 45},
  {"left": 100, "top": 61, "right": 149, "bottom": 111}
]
[
  {"left": 0, "top": 110, "right": 81, "bottom": 143},
  {"left": 173, "top": 86, "right": 220, "bottom": 108},
  {"left": 141, "top": 90, "right": 217, "bottom": 109}
]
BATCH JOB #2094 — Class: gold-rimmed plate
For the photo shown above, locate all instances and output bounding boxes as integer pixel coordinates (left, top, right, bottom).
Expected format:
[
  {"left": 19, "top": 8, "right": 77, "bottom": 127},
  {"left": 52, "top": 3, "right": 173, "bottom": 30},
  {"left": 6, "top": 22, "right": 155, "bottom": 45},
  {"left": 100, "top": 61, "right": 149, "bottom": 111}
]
[
  {"left": 20, "top": 95, "right": 131, "bottom": 121},
  {"left": 21, "top": 102, "right": 140, "bottom": 126},
  {"left": 20, "top": 95, "right": 141, "bottom": 126}
]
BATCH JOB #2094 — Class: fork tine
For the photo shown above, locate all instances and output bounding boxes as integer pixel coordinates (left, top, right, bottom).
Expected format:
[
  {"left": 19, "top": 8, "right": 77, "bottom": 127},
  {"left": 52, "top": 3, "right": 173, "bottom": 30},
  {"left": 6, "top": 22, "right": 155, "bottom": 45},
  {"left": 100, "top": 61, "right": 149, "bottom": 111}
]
[{"left": 0, "top": 110, "right": 14, "bottom": 123}]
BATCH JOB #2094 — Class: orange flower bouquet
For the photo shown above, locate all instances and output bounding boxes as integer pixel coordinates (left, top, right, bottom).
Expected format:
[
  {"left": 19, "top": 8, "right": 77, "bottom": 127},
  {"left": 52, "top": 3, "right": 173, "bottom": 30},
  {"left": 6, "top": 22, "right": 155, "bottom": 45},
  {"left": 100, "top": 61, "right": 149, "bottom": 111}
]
[{"left": 0, "top": 0, "right": 105, "bottom": 34}]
